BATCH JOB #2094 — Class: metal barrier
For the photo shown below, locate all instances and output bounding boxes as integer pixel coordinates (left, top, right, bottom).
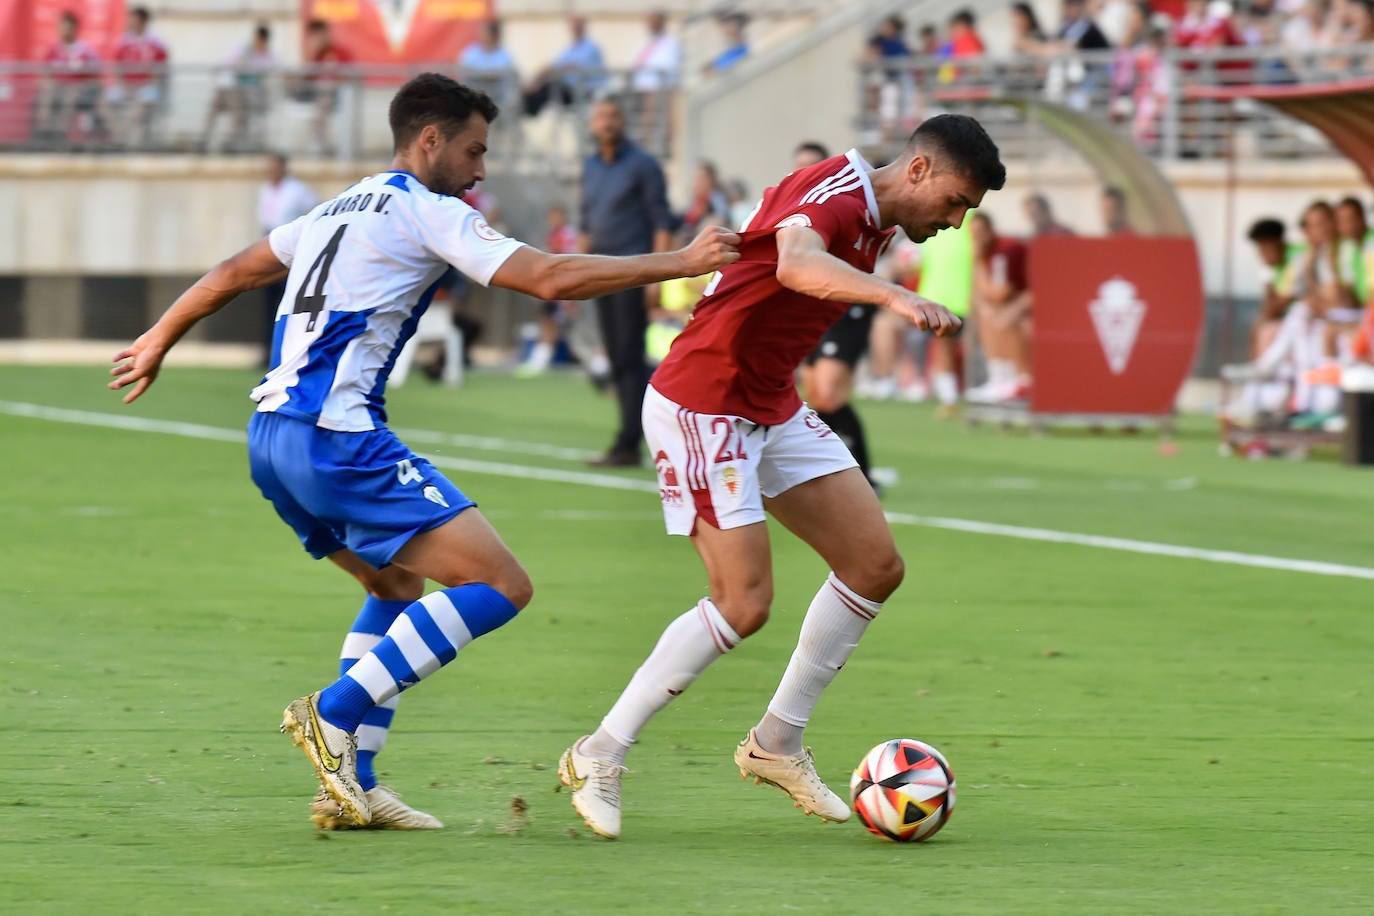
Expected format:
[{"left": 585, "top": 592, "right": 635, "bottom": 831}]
[
  {"left": 0, "top": 62, "right": 678, "bottom": 163},
  {"left": 855, "top": 42, "right": 1373, "bottom": 162}
]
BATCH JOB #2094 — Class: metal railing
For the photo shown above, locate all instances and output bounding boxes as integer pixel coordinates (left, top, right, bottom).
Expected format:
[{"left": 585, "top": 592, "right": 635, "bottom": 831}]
[
  {"left": 0, "top": 62, "right": 678, "bottom": 164},
  {"left": 856, "top": 42, "right": 1373, "bottom": 162}
]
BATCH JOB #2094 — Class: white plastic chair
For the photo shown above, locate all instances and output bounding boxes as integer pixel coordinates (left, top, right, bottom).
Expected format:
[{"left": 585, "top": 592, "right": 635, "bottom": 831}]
[{"left": 389, "top": 301, "right": 464, "bottom": 387}]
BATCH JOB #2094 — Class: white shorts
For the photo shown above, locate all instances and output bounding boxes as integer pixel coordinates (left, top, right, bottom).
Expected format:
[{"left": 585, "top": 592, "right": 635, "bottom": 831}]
[{"left": 644, "top": 384, "right": 858, "bottom": 536}]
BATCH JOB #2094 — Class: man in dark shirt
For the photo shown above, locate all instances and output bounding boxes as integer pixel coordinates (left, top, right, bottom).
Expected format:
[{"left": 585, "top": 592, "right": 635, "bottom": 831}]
[{"left": 579, "top": 97, "right": 675, "bottom": 467}]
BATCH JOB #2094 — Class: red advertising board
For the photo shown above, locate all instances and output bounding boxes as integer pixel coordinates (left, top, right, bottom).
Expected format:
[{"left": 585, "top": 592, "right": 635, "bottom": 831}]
[
  {"left": 303, "top": 0, "right": 491, "bottom": 65},
  {"left": 1028, "top": 236, "right": 1204, "bottom": 416}
]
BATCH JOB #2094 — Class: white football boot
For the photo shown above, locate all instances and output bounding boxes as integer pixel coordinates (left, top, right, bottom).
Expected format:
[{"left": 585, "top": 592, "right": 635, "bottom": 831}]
[
  {"left": 280, "top": 692, "right": 371, "bottom": 826},
  {"left": 733, "top": 729, "right": 851, "bottom": 823},
  {"left": 558, "top": 737, "right": 627, "bottom": 839},
  {"left": 311, "top": 785, "right": 443, "bottom": 830}
]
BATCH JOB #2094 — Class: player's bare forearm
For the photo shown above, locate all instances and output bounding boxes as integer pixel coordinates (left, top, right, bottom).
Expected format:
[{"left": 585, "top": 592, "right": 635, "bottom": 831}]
[
  {"left": 110, "top": 238, "right": 286, "bottom": 403},
  {"left": 493, "top": 226, "right": 739, "bottom": 301},
  {"left": 775, "top": 225, "right": 961, "bottom": 336}
]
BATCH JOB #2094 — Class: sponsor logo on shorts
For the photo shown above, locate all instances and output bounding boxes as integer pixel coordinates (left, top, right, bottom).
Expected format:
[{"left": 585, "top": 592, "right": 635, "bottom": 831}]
[
  {"left": 655, "top": 450, "right": 683, "bottom": 506},
  {"left": 423, "top": 486, "right": 450, "bottom": 508},
  {"left": 803, "top": 410, "right": 834, "bottom": 438}
]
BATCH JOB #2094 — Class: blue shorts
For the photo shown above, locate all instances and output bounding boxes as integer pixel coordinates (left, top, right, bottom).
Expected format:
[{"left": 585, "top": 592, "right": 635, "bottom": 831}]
[{"left": 247, "top": 411, "right": 474, "bottom": 569}]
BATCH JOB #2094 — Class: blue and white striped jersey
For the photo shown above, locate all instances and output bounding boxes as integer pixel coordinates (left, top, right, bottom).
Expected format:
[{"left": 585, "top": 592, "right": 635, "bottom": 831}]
[{"left": 250, "top": 170, "right": 524, "bottom": 431}]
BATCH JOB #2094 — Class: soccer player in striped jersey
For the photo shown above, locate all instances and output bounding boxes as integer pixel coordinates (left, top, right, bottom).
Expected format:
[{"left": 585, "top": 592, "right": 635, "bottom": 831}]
[
  {"left": 110, "top": 73, "right": 738, "bottom": 830},
  {"left": 559, "top": 116, "right": 1005, "bottom": 839}
]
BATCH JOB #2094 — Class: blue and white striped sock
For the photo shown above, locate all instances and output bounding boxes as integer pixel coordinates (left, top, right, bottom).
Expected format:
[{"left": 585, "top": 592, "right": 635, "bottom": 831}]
[
  {"left": 318, "top": 584, "right": 519, "bottom": 734},
  {"left": 338, "top": 596, "right": 409, "bottom": 792}
]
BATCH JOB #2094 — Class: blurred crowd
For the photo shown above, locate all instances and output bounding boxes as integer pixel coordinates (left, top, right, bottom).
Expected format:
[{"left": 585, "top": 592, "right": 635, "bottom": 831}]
[
  {"left": 861, "top": 0, "right": 1374, "bottom": 149},
  {"left": 17, "top": 8, "right": 753, "bottom": 155}
]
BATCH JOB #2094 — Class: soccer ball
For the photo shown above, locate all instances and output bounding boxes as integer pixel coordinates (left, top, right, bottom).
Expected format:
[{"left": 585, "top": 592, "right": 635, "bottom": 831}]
[{"left": 850, "top": 738, "right": 956, "bottom": 842}]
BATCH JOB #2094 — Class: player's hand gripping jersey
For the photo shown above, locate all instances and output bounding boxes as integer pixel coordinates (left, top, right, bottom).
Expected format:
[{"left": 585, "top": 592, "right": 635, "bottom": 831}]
[
  {"left": 251, "top": 170, "right": 524, "bottom": 431},
  {"left": 651, "top": 149, "right": 897, "bottom": 426}
]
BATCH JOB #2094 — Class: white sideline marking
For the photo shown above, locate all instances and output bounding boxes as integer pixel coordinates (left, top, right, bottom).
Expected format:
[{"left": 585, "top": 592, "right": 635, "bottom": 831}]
[{"left": 5, "top": 399, "right": 1373, "bottom": 582}]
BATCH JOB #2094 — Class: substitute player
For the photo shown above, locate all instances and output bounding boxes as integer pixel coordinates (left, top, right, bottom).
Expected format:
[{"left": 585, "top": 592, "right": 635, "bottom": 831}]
[
  {"left": 559, "top": 115, "right": 1005, "bottom": 838},
  {"left": 793, "top": 140, "right": 881, "bottom": 489},
  {"left": 110, "top": 73, "right": 738, "bottom": 830}
]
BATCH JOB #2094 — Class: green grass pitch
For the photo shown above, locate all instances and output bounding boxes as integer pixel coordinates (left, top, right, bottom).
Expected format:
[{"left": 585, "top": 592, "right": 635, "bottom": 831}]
[{"left": 1, "top": 365, "right": 1371, "bottom": 913}]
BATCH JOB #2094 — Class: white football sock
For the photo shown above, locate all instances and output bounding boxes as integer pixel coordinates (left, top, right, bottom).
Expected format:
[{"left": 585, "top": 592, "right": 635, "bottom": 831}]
[
  {"left": 523, "top": 341, "right": 554, "bottom": 371},
  {"left": 932, "top": 371, "right": 959, "bottom": 405},
  {"left": 758, "top": 573, "right": 883, "bottom": 755},
  {"left": 584, "top": 598, "right": 741, "bottom": 764}
]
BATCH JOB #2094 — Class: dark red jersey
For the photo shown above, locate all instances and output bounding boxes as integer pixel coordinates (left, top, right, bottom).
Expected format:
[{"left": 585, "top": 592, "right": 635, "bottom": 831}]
[{"left": 652, "top": 150, "right": 896, "bottom": 424}]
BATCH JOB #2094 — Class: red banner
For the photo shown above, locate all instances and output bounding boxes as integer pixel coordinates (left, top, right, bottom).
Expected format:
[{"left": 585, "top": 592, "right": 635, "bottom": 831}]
[
  {"left": 303, "top": 0, "right": 492, "bottom": 65},
  {"left": 1028, "top": 237, "right": 1204, "bottom": 416}
]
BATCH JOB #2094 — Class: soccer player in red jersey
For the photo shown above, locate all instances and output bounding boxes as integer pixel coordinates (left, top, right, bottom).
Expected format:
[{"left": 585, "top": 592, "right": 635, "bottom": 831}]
[{"left": 560, "top": 115, "right": 1006, "bottom": 838}]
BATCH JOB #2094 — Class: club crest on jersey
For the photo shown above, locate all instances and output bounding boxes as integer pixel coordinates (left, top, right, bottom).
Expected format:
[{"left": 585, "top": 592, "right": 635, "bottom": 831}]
[{"left": 655, "top": 451, "right": 683, "bottom": 506}]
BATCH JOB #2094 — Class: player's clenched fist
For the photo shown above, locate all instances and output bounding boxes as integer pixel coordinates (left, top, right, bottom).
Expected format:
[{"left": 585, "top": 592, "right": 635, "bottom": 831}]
[
  {"left": 893, "top": 294, "right": 962, "bottom": 337},
  {"left": 681, "top": 225, "right": 741, "bottom": 276}
]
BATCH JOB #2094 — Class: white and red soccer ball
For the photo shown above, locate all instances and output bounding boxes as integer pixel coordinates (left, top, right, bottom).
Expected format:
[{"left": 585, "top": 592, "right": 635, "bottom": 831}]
[{"left": 850, "top": 738, "right": 956, "bottom": 842}]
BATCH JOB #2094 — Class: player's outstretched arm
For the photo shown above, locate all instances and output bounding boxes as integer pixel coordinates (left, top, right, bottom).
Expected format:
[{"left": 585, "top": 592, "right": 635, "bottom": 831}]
[
  {"left": 489, "top": 225, "right": 740, "bottom": 302},
  {"left": 109, "top": 238, "right": 288, "bottom": 404},
  {"left": 774, "top": 225, "right": 962, "bottom": 337}
]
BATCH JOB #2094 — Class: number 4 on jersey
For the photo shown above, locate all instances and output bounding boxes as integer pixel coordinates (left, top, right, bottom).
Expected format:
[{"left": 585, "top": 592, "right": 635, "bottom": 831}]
[{"left": 293, "top": 224, "right": 348, "bottom": 331}]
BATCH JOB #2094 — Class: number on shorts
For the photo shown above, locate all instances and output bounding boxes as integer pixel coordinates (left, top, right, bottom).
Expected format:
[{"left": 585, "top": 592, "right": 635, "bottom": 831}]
[
  {"left": 395, "top": 458, "right": 422, "bottom": 484},
  {"left": 712, "top": 417, "right": 748, "bottom": 463}
]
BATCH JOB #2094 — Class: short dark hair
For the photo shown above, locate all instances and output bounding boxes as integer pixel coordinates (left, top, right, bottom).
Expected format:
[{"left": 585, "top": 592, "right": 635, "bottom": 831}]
[
  {"left": 308, "top": 19, "right": 329, "bottom": 33},
  {"left": 131, "top": 6, "right": 151, "bottom": 23},
  {"left": 254, "top": 23, "right": 271, "bottom": 42},
  {"left": 971, "top": 211, "right": 994, "bottom": 228},
  {"left": 907, "top": 114, "right": 1006, "bottom": 191},
  {"left": 950, "top": 8, "right": 977, "bottom": 27},
  {"left": 1337, "top": 195, "right": 1366, "bottom": 214},
  {"left": 1103, "top": 185, "right": 1126, "bottom": 204},
  {"left": 389, "top": 73, "right": 499, "bottom": 150},
  {"left": 1247, "top": 218, "right": 1285, "bottom": 243},
  {"left": 60, "top": 10, "right": 78, "bottom": 27},
  {"left": 794, "top": 141, "right": 830, "bottom": 161}
]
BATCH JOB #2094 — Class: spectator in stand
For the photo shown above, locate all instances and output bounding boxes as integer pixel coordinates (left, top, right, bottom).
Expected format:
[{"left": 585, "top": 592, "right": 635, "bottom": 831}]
[
  {"left": 202, "top": 23, "right": 275, "bottom": 153},
  {"left": 679, "top": 160, "right": 729, "bottom": 235},
  {"left": 37, "top": 11, "right": 103, "bottom": 148},
  {"left": 297, "top": 19, "right": 353, "bottom": 157},
  {"left": 918, "top": 23, "right": 944, "bottom": 54},
  {"left": 1281, "top": 0, "right": 1332, "bottom": 54},
  {"left": 107, "top": 6, "right": 168, "bottom": 149},
  {"left": 522, "top": 16, "right": 604, "bottom": 117},
  {"left": 703, "top": 13, "right": 750, "bottom": 76},
  {"left": 1024, "top": 192, "right": 1076, "bottom": 236},
  {"left": 1330, "top": 0, "right": 1374, "bottom": 68},
  {"left": 1101, "top": 185, "right": 1135, "bottom": 235},
  {"left": 1009, "top": 2, "right": 1050, "bottom": 89},
  {"left": 256, "top": 153, "right": 318, "bottom": 366},
  {"left": 1055, "top": 0, "right": 1113, "bottom": 50},
  {"left": 967, "top": 212, "right": 1033, "bottom": 404},
  {"left": 947, "top": 9, "right": 986, "bottom": 56},
  {"left": 459, "top": 19, "right": 519, "bottom": 114},
  {"left": 1011, "top": 2, "right": 1049, "bottom": 52},
  {"left": 629, "top": 10, "right": 682, "bottom": 149},
  {"left": 1109, "top": 1, "right": 1151, "bottom": 104},
  {"left": 862, "top": 15, "right": 913, "bottom": 143},
  {"left": 1130, "top": 25, "right": 1176, "bottom": 148},
  {"left": 939, "top": 9, "right": 986, "bottom": 82},
  {"left": 631, "top": 9, "right": 683, "bottom": 91}
]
